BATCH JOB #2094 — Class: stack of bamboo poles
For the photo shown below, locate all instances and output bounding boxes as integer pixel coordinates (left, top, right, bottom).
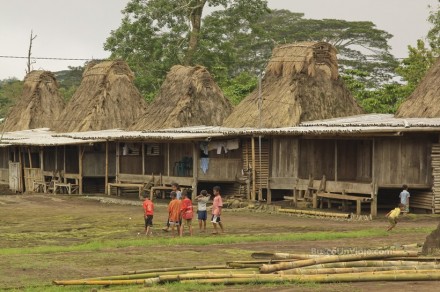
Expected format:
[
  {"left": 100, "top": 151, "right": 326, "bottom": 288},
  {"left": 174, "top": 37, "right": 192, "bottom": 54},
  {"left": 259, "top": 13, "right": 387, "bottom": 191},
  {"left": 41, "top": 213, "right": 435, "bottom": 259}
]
[
  {"left": 53, "top": 249, "right": 440, "bottom": 287},
  {"left": 431, "top": 143, "right": 440, "bottom": 213}
]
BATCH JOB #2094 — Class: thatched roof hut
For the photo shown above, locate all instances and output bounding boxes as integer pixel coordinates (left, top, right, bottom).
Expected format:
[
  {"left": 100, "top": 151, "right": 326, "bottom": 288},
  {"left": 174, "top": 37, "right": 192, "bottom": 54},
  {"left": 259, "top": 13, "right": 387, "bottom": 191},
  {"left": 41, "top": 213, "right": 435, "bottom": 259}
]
[
  {"left": 53, "top": 60, "right": 147, "bottom": 132},
  {"left": 3, "top": 70, "right": 64, "bottom": 132},
  {"left": 130, "top": 65, "right": 232, "bottom": 130},
  {"left": 396, "top": 57, "right": 440, "bottom": 118},
  {"left": 223, "top": 42, "right": 364, "bottom": 128}
]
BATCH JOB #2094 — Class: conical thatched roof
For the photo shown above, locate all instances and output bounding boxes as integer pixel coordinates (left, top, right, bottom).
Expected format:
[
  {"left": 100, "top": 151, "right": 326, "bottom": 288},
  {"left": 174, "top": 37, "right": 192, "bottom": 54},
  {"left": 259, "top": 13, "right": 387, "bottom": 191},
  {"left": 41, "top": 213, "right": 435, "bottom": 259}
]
[
  {"left": 3, "top": 70, "right": 64, "bottom": 132},
  {"left": 53, "top": 60, "right": 147, "bottom": 132},
  {"left": 396, "top": 57, "right": 440, "bottom": 118},
  {"left": 130, "top": 65, "right": 232, "bottom": 130},
  {"left": 223, "top": 42, "right": 364, "bottom": 128}
]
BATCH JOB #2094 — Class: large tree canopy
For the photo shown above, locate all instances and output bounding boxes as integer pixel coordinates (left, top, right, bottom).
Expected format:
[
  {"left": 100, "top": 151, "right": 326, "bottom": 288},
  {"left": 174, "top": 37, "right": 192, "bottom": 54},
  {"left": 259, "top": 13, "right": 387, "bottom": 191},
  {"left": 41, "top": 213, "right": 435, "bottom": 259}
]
[
  {"left": 105, "top": 2, "right": 397, "bottom": 103},
  {"left": 104, "top": 0, "right": 269, "bottom": 100}
]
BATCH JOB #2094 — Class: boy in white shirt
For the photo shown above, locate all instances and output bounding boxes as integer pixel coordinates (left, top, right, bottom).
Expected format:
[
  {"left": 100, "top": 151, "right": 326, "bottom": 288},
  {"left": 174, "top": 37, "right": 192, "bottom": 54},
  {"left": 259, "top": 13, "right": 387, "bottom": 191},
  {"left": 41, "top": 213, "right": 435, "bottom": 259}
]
[{"left": 196, "top": 190, "right": 210, "bottom": 232}]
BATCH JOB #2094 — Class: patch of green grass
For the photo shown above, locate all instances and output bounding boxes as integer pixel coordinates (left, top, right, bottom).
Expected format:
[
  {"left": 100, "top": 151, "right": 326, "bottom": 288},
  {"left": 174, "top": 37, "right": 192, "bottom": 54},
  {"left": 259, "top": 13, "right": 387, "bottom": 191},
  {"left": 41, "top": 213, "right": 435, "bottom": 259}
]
[{"left": 0, "top": 227, "right": 433, "bottom": 256}]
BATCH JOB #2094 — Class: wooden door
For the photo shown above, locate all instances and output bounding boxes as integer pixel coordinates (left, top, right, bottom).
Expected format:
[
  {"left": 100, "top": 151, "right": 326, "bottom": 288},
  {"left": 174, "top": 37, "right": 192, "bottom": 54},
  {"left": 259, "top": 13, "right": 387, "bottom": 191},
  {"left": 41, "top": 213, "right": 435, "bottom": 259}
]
[{"left": 9, "top": 162, "right": 21, "bottom": 192}]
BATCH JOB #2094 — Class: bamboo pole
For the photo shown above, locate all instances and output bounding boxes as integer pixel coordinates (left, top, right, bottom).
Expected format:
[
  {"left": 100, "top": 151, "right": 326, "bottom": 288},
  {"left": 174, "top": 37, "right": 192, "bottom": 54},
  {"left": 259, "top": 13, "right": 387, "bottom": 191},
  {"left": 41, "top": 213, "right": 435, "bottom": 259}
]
[
  {"left": 278, "top": 208, "right": 350, "bottom": 218},
  {"left": 252, "top": 252, "right": 324, "bottom": 260},
  {"left": 87, "top": 268, "right": 258, "bottom": 281},
  {"left": 300, "top": 260, "right": 437, "bottom": 269},
  {"left": 280, "top": 265, "right": 440, "bottom": 275},
  {"left": 124, "top": 265, "right": 229, "bottom": 275},
  {"left": 179, "top": 270, "right": 440, "bottom": 285},
  {"left": 260, "top": 251, "right": 419, "bottom": 273},
  {"left": 53, "top": 279, "right": 146, "bottom": 285}
]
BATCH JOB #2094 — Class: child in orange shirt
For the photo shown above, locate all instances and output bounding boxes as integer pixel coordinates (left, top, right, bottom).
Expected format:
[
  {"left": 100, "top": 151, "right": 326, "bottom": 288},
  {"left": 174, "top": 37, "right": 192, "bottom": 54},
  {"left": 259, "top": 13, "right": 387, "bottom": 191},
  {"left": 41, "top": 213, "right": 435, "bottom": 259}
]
[
  {"left": 168, "top": 191, "right": 181, "bottom": 237},
  {"left": 142, "top": 193, "right": 154, "bottom": 236}
]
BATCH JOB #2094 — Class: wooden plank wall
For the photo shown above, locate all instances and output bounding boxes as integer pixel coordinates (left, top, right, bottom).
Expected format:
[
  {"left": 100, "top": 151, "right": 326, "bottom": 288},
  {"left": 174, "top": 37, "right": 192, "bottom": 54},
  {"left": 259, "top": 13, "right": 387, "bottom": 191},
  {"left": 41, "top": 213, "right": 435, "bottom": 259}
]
[
  {"left": 337, "top": 140, "right": 372, "bottom": 182},
  {"left": 0, "top": 148, "right": 9, "bottom": 184},
  {"left": 242, "top": 139, "right": 269, "bottom": 188},
  {"left": 299, "top": 139, "right": 335, "bottom": 180},
  {"left": 430, "top": 144, "right": 440, "bottom": 213},
  {"left": 374, "top": 137, "right": 431, "bottom": 187},
  {"left": 119, "top": 143, "right": 142, "bottom": 174},
  {"left": 198, "top": 158, "right": 242, "bottom": 182},
  {"left": 168, "top": 142, "right": 193, "bottom": 176},
  {"left": 65, "top": 146, "right": 79, "bottom": 174},
  {"left": 271, "top": 138, "right": 298, "bottom": 178}
]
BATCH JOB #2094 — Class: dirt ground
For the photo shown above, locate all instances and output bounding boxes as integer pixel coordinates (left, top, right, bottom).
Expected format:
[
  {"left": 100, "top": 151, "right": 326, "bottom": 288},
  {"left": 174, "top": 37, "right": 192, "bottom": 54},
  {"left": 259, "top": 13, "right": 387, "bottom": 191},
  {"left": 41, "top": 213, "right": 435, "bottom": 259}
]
[{"left": 1, "top": 193, "right": 439, "bottom": 291}]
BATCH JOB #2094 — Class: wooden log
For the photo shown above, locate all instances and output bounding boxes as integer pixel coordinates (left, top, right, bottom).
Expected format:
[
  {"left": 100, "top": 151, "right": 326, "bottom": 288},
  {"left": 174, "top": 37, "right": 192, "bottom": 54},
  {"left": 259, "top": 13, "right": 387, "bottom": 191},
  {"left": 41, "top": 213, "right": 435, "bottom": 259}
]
[{"left": 260, "top": 251, "right": 419, "bottom": 273}]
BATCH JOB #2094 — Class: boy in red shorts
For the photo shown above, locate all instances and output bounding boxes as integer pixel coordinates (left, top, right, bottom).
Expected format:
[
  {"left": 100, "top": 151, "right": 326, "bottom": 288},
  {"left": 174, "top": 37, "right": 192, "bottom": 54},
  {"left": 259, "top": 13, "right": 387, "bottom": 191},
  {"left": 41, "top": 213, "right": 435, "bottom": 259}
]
[{"left": 142, "top": 193, "right": 154, "bottom": 236}]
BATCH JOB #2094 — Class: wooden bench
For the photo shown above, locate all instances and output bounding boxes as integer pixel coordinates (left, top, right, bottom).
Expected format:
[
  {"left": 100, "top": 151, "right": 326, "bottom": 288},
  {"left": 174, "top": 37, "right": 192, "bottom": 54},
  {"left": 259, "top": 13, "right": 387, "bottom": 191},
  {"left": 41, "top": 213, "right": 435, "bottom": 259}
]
[
  {"left": 312, "top": 180, "right": 377, "bottom": 216},
  {"left": 54, "top": 182, "right": 79, "bottom": 195},
  {"left": 108, "top": 183, "right": 145, "bottom": 197}
]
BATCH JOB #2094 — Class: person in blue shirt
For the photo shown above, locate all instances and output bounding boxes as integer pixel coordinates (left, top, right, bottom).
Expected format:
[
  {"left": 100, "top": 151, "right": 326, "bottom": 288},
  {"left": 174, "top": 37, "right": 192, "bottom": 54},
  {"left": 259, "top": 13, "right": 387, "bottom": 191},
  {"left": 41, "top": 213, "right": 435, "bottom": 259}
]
[{"left": 399, "top": 184, "right": 410, "bottom": 213}]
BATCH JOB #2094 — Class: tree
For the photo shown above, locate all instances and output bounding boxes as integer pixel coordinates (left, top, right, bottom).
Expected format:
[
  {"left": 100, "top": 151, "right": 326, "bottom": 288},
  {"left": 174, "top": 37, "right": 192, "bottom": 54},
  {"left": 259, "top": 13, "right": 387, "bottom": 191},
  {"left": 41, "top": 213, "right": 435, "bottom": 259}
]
[
  {"left": 0, "top": 78, "right": 23, "bottom": 118},
  {"left": 396, "top": 40, "right": 436, "bottom": 91},
  {"left": 104, "top": 0, "right": 269, "bottom": 100},
  {"left": 428, "top": 0, "right": 440, "bottom": 53},
  {"left": 200, "top": 9, "right": 397, "bottom": 87}
]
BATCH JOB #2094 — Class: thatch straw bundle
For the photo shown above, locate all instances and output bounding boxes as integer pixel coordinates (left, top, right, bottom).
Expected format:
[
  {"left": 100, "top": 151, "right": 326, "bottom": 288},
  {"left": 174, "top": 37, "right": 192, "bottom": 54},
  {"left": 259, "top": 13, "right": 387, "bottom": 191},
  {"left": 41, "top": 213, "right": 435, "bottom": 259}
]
[
  {"left": 396, "top": 57, "right": 440, "bottom": 117},
  {"left": 223, "top": 42, "right": 363, "bottom": 128},
  {"left": 3, "top": 70, "right": 64, "bottom": 131},
  {"left": 130, "top": 65, "right": 232, "bottom": 130},
  {"left": 53, "top": 60, "right": 147, "bottom": 132}
]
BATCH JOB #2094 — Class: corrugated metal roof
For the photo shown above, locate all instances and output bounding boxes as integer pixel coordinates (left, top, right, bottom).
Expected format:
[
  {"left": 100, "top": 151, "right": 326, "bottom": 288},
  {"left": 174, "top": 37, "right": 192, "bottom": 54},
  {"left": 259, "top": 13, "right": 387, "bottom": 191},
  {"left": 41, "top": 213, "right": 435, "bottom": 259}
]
[
  {"left": 300, "top": 114, "right": 440, "bottom": 127},
  {"left": 53, "top": 128, "right": 227, "bottom": 141},
  {"left": 2, "top": 114, "right": 440, "bottom": 147},
  {"left": 0, "top": 128, "right": 104, "bottom": 146}
]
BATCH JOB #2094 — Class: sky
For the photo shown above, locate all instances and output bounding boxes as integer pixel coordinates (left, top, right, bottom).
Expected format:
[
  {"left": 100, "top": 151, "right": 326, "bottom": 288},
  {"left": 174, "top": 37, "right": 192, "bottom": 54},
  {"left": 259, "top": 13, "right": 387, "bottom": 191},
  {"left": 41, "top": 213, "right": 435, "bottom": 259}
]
[{"left": 0, "top": 0, "right": 438, "bottom": 80}]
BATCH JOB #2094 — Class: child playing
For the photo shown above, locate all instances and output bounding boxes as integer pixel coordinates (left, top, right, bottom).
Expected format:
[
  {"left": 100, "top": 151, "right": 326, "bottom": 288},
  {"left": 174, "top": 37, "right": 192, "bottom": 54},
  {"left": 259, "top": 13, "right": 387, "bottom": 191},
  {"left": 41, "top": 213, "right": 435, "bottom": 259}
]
[
  {"left": 180, "top": 190, "right": 194, "bottom": 237},
  {"left": 196, "top": 190, "right": 210, "bottom": 232},
  {"left": 211, "top": 186, "right": 224, "bottom": 234},
  {"left": 167, "top": 191, "right": 181, "bottom": 237},
  {"left": 399, "top": 184, "right": 410, "bottom": 213},
  {"left": 385, "top": 203, "right": 405, "bottom": 231},
  {"left": 142, "top": 193, "right": 154, "bottom": 236}
]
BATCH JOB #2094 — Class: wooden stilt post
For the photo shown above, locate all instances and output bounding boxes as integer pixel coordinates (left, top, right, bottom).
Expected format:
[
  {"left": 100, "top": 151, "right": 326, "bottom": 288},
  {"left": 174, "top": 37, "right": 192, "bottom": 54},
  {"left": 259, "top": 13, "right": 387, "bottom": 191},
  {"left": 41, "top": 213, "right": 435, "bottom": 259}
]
[
  {"left": 18, "top": 146, "right": 23, "bottom": 192},
  {"left": 167, "top": 143, "right": 170, "bottom": 177},
  {"left": 105, "top": 141, "right": 109, "bottom": 195},
  {"left": 55, "top": 146, "right": 58, "bottom": 171},
  {"left": 244, "top": 141, "right": 250, "bottom": 200},
  {"left": 39, "top": 147, "right": 44, "bottom": 180},
  {"left": 192, "top": 142, "right": 199, "bottom": 202},
  {"left": 251, "top": 137, "right": 256, "bottom": 201},
  {"left": 141, "top": 143, "right": 145, "bottom": 176},
  {"left": 116, "top": 143, "right": 120, "bottom": 184},
  {"left": 334, "top": 140, "right": 338, "bottom": 181},
  {"left": 28, "top": 147, "right": 33, "bottom": 169},
  {"left": 63, "top": 146, "right": 66, "bottom": 182},
  {"left": 371, "top": 139, "right": 377, "bottom": 217},
  {"left": 78, "top": 145, "right": 83, "bottom": 195},
  {"left": 267, "top": 178, "right": 272, "bottom": 204}
]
